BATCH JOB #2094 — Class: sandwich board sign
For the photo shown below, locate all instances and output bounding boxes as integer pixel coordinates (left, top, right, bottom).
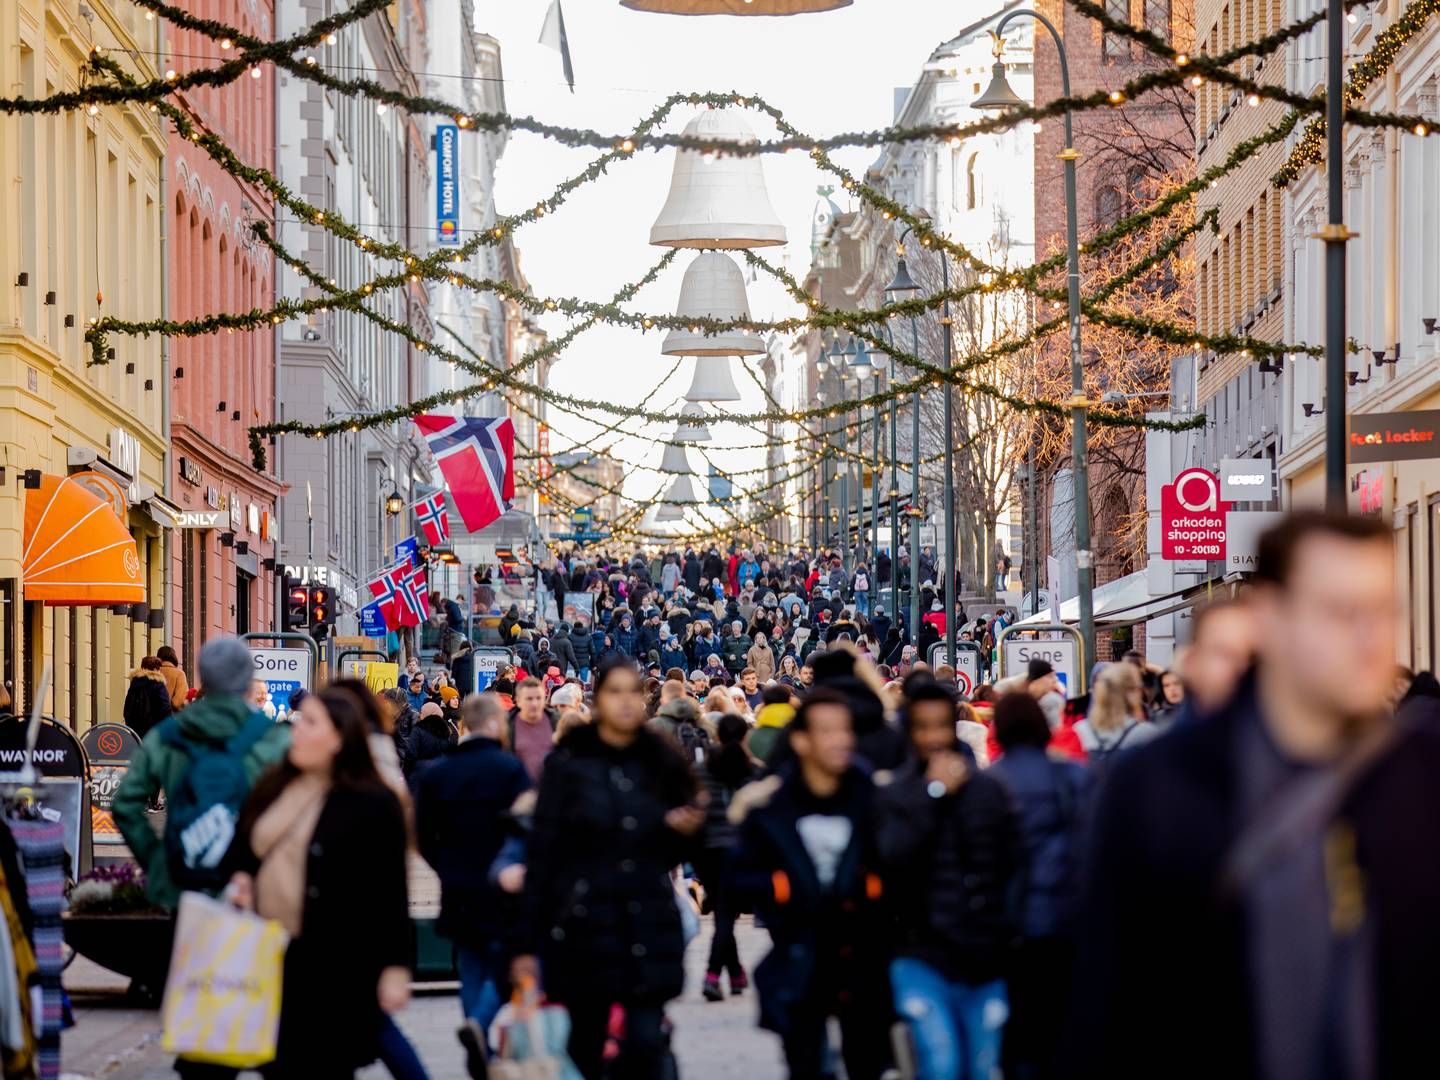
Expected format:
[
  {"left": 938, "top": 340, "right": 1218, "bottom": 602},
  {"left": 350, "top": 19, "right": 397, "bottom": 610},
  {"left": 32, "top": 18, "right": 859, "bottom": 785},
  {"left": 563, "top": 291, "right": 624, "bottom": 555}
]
[{"left": 997, "top": 623, "right": 1085, "bottom": 697}]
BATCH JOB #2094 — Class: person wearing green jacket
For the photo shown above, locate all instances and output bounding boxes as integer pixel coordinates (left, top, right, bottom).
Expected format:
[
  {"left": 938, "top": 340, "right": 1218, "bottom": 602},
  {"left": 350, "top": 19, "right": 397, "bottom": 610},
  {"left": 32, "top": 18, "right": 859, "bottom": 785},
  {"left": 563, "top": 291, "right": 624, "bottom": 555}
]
[{"left": 113, "top": 636, "right": 291, "bottom": 911}]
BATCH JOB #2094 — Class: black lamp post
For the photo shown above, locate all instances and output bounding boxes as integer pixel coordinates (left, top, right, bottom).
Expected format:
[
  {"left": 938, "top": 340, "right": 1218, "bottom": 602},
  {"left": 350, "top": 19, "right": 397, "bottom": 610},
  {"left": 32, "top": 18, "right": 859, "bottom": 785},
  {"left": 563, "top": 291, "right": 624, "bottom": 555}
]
[
  {"left": 887, "top": 240, "right": 922, "bottom": 649},
  {"left": 975, "top": 10, "right": 1096, "bottom": 672}
]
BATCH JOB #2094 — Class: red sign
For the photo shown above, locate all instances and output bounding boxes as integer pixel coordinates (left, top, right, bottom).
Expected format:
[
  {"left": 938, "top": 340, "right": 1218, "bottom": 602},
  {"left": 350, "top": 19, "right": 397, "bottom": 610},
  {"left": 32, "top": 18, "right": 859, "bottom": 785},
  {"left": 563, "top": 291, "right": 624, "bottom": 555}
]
[{"left": 1161, "top": 467, "right": 1230, "bottom": 560}]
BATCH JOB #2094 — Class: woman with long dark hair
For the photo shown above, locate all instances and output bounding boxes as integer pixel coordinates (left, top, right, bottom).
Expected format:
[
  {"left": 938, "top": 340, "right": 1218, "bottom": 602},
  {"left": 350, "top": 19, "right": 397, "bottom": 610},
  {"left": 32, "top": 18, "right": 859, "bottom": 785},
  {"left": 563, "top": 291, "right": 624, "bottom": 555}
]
[
  {"left": 514, "top": 658, "right": 703, "bottom": 1080},
  {"left": 226, "top": 688, "right": 410, "bottom": 1078},
  {"left": 696, "top": 712, "right": 757, "bottom": 1002}
]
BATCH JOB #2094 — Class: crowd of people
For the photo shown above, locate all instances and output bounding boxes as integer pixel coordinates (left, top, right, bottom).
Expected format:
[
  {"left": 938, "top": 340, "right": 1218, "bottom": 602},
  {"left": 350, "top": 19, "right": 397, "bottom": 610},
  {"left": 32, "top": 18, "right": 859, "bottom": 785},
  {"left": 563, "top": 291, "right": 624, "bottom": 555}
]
[{"left": 104, "top": 510, "right": 1440, "bottom": 1079}]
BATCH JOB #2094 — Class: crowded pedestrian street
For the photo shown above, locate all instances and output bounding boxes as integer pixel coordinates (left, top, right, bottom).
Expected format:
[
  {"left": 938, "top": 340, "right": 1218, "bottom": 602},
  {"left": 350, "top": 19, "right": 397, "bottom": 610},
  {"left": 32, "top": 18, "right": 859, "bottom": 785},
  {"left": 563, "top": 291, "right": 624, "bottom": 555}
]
[{"left": 6, "top": 0, "right": 1440, "bottom": 1077}]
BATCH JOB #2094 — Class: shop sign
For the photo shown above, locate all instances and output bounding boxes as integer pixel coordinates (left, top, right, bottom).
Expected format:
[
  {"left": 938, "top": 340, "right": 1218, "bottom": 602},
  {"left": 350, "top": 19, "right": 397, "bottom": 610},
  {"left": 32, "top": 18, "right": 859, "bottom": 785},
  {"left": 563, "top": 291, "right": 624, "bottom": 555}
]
[
  {"left": 261, "top": 510, "right": 273, "bottom": 542},
  {"left": 175, "top": 509, "right": 226, "bottom": 529},
  {"left": 1350, "top": 465, "right": 1393, "bottom": 518},
  {"left": 229, "top": 492, "right": 243, "bottom": 533},
  {"left": 1219, "top": 458, "right": 1275, "bottom": 503},
  {"left": 1225, "top": 511, "right": 1286, "bottom": 575},
  {"left": 205, "top": 485, "right": 221, "bottom": 510},
  {"left": 1161, "top": 467, "right": 1230, "bottom": 561},
  {"left": 179, "top": 456, "right": 203, "bottom": 486},
  {"left": 247, "top": 503, "right": 261, "bottom": 536},
  {"left": 107, "top": 427, "right": 142, "bottom": 504},
  {"left": 434, "top": 122, "right": 461, "bottom": 246},
  {"left": 79, "top": 724, "right": 141, "bottom": 847},
  {"left": 1349, "top": 409, "right": 1440, "bottom": 464},
  {"left": 340, "top": 660, "right": 399, "bottom": 693},
  {"left": 358, "top": 600, "right": 388, "bottom": 637},
  {"left": 284, "top": 564, "right": 330, "bottom": 586}
]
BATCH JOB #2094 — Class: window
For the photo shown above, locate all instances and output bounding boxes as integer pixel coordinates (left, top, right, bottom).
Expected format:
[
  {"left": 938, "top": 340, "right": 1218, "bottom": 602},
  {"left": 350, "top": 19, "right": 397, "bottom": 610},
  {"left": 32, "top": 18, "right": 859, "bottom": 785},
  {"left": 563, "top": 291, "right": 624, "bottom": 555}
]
[
  {"left": 1145, "top": 0, "right": 1171, "bottom": 41},
  {"left": 1126, "top": 165, "right": 1148, "bottom": 207},
  {"left": 966, "top": 154, "right": 979, "bottom": 209},
  {"left": 1096, "top": 185, "right": 1123, "bottom": 227},
  {"left": 1103, "top": 0, "right": 1131, "bottom": 60}
]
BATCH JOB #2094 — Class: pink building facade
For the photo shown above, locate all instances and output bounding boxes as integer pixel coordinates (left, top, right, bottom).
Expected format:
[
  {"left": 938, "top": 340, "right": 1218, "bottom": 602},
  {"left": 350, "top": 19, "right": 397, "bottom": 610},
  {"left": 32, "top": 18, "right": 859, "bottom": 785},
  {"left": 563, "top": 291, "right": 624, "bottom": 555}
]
[{"left": 166, "top": 0, "right": 283, "bottom": 674}]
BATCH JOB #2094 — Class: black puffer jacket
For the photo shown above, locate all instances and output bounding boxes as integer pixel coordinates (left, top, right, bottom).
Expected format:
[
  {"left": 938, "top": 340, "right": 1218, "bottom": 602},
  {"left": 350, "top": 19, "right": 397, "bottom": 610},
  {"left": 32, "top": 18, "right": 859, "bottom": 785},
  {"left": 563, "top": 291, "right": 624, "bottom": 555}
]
[
  {"left": 550, "top": 627, "right": 579, "bottom": 674},
  {"left": 569, "top": 626, "right": 592, "bottom": 670},
  {"left": 874, "top": 758, "right": 1021, "bottom": 982},
  {"left": 523, "top": 723, "right": 696, "bottom": 1004}
]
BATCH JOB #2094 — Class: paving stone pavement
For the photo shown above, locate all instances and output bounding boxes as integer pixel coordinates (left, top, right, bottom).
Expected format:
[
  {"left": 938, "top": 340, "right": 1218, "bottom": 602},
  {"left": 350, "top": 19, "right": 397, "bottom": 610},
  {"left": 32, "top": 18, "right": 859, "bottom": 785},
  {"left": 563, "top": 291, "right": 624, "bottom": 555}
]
[{"left": 60, "top": 918, "right": 783, "bottom": 1080}]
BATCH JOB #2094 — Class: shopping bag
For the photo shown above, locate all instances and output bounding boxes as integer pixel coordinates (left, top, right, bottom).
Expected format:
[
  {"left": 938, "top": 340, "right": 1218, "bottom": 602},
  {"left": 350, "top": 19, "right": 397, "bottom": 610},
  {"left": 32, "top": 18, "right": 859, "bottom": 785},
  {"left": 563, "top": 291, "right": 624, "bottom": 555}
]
[
  {"left": 160, "top": 891, "right": 289, "bottom": 1067},
  {"left": 675, "top": 876, "right": 700, "bottom": 946},
  {"left": 489, "top": 987, "right": 583, "bottom": 1080}
]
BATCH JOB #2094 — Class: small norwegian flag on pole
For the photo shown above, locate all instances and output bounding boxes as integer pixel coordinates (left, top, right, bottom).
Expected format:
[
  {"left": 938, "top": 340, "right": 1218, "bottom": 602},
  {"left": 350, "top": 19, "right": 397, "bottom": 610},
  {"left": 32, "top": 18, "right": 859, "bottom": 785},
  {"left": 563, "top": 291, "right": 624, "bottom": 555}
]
[
  {"left": 396, "top": 566, "right": 429, "bottom": 627},
  {"left": 412, "top": 492, "right": 450, "bottom": 546},
  {"left": 365, "top": 563, "right": 409, "bottom": 630}
]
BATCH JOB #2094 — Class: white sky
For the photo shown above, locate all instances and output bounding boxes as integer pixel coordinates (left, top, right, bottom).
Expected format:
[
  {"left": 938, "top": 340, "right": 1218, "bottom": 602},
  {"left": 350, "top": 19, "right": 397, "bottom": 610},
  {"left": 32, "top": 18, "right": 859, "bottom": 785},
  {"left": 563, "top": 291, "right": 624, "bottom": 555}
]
[{"left": 476, "top": 1, "right": 978, "bottom": 502}]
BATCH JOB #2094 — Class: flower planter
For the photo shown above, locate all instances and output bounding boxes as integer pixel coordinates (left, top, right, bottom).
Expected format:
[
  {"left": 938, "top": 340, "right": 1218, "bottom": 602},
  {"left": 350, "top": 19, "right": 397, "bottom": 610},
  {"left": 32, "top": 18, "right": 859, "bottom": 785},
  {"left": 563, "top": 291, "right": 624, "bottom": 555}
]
[{"left": 63, "top": 912, "right": 173, "bottom": 1001}]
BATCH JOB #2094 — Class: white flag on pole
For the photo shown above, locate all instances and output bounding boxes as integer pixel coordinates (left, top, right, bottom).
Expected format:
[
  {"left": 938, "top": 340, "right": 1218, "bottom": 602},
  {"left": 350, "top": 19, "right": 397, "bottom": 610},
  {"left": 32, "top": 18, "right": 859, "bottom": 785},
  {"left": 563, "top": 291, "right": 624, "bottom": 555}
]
[{"left": 538, "top": 0, "right": 575, "bottom": 92}]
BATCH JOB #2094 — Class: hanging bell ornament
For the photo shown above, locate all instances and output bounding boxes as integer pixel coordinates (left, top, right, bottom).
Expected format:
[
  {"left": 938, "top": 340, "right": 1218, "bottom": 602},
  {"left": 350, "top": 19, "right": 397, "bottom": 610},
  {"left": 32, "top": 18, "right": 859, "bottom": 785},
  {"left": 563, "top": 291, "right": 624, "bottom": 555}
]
[
  {"left": 673, "top": 404, "right": 712, "bottom": 443},
  {"left": 684, "top": 357, "right": 742, "bottom": 402},
  {"left": 663, "top": 252, "right": 763, "bottom": 357},
  {"left": 650, "top": 109, "right": 786, "bottom": 250}
]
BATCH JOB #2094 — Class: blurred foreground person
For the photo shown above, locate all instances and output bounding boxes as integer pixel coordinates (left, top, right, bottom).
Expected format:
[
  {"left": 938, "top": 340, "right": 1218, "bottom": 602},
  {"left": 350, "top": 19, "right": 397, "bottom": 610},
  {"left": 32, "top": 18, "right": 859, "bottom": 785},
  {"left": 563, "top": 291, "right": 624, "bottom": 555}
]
[
  {"left": 875, "top": 679, "right": 1019, "bottom": 1080},
  {"left": 731, "top": 689, "right": 891, "bottom": 1080},
  {"left": 227, "top": 688, "right": 410, "bottom": 1079},
  {"left": 1069, "top": 512, "right": 1440, "bottom": 1080},
  {"left": 1176, "top": 597, "right": 1256, "bottom": 714},
  {"left": 515, "top": 659, "right": 702, "bottom": 1080},
  {"left": 414, "top": 692, "right": 531, "bottom": 1078}
]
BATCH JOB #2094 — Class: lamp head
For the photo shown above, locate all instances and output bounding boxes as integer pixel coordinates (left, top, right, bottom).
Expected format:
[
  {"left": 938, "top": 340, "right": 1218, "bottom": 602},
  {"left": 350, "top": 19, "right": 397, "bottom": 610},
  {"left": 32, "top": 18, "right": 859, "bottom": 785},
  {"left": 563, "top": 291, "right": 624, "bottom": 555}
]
[
  {"left": 851, "top": 337, "right": 873, "bottom": 381},
  {"left": 886, "top": 256, "right": 919, "bottom": 295},
  {"left": 973, "top": 60, "right": 1027, "bottom": 112}
]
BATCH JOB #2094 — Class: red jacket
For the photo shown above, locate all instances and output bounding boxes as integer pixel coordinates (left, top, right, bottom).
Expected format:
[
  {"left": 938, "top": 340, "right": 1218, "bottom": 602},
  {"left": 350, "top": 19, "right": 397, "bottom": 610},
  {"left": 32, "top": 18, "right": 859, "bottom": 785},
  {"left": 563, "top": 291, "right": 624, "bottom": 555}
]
[{"left": 727, "top": 554, "right": 740, "bottom": 596}]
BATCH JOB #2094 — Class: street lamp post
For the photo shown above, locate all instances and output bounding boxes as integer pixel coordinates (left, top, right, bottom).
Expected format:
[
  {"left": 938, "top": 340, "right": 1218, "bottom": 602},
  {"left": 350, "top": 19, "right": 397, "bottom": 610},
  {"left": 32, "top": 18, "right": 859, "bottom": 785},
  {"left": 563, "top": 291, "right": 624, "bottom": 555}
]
[
  {"left": 975, "top": 10, "right": 1096, "bottom": 671},
  {"left": 886, "top": 240, "right": 923, "bottom": 648},
  {"left": 937, "top": 254, "right": 956, "bottom": 667},
  {"left": 1323, "top": 0, "right": 1348, "bottom": 509}
]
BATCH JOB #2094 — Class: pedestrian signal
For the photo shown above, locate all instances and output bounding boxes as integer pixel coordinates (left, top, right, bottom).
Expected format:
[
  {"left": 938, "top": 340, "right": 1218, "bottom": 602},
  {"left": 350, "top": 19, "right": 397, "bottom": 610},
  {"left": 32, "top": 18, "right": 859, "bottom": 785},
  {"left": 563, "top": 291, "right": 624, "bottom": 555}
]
[{"left": 284, "top": 582, "right": 310, "bottom": 631}]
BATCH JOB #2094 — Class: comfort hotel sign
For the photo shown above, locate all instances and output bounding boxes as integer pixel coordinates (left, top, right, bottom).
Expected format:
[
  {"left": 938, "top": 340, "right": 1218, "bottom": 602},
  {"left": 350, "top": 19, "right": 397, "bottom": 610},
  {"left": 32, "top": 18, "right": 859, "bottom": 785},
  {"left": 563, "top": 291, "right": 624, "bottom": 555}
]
[{"left": 1349, "top": 410, "right": 1440, "bottom": 464}]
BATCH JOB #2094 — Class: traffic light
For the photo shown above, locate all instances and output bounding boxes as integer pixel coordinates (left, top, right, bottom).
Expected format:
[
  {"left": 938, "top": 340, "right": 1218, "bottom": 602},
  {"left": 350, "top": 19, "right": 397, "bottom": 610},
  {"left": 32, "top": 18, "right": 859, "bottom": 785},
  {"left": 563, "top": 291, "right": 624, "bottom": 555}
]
[
  {"left": 284, "top": 581, "right": 310, "bottom": 631},
  {"left": 309, "top": 586, "right": 336, "bottom": 639}
]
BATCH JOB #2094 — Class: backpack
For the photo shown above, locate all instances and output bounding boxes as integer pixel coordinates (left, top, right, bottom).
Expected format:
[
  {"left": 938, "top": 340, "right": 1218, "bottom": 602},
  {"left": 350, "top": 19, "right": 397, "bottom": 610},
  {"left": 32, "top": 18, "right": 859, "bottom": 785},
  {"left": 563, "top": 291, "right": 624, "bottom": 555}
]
[
  {"left": 160, "top": 712, "right": 275, "bottom": 893},
  {"left": 854, "top": 572, "right": 869, "bottom": 591},
  {"left": 675, "top": 719, "right": 711, "bottom": 766},
  {"left": 1085, "top": 722, "right": 1139, "bottom": 776}
]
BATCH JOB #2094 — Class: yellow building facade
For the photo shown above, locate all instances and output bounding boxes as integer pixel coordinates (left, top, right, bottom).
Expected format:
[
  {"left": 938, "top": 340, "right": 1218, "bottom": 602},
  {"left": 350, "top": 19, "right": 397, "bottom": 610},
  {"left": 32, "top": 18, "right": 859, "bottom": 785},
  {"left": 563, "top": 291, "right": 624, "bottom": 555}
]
[{"left": 1, "top": 0, "right": 168, "bottom": 726}]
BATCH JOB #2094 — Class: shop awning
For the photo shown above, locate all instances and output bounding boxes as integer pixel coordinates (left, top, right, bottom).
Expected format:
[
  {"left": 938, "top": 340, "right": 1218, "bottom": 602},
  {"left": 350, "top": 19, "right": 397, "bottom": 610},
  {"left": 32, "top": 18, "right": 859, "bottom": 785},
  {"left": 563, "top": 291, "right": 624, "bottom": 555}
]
[
  {"left": 1014, "top": 569, "right": 1214, "bottom": 629},
  {"left": 23, "top": 474, "right": 146, "bottom": 606}
]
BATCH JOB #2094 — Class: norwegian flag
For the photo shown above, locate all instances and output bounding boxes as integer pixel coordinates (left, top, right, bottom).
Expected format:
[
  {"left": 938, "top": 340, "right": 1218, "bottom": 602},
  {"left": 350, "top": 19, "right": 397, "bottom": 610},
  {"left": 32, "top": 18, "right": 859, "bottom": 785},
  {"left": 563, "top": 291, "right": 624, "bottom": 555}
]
[
  {"left": 412, "top": 492, "right": 450, "bottom": 546},
  {"left": 365, "top": 563, "right": 409, "bottom": 629},
  {"left": 395, "top": 565, "right": 429, "bottom": 627},
  {"left": 413, "top": 415, "right": 515, "bottom": 532}
]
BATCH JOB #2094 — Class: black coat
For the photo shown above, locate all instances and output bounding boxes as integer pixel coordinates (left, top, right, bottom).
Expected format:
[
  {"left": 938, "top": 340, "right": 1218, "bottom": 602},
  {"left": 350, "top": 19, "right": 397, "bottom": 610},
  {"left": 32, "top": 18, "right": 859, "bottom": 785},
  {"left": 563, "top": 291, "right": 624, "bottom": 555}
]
[
  {"left": 523, "top": 723, "right": 696, "bottom": 1005},
  {"left": 873, "top": 759, "right": 1020, "bottom": 983},
  {"left": 550, "top": 629, "right": 579, "bottom": 674},
  {"left": 415, "top": 737, "right": 532, "bottom": 948},
  {"left": 569, "top": 627, "right": 593, "bottom": 668},
  {"left": 122, "top": 670, "right": 172, "bottom": 739},
  {"left": 405, "top": 717, "right": 453, "bottom": 783},
  {"left": 682, "top": 556, "right": 702, "bottom": 591},
  {"left": 231, "top": 785, "right": 409, "bottom": 1076},
  {"left": 729, "top": 767, "right": 890, "bottom": 1035},
  {"left": 1068, "top": 676, "right": 1440, "bottom": 1079}
]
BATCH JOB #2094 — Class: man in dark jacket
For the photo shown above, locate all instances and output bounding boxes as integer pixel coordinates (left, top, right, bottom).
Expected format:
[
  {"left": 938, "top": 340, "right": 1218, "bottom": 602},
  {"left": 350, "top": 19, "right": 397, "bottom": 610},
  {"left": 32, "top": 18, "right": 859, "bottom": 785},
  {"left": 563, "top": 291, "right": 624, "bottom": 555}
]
[
  {"left": 122, "top": 657, "right": 173, "bottom": 738},
  {"left": 1070, "top": 511, "right": 1440, "bottom": 1080},
  {"left": 721, "top": 620, "right": 752, "bottom": 675},
  {"left": 730, "top": 689, "right": 891, "bottom": 1080},
  {"left": 682, "top": 551, "right": 702, "bottom": 592},
  {"left": 414, "top": 692, "right": 532, "bottom": 1073},
  {"left": 550, "top": 623, "right": 579, "bottom": 676},
  {"left": 875, "top": 678, "right": 1020, "bottom": 1080},
  {"left": 569, "top": 618, "right": 593, "bottom": 683},
  {"left": 613, "top": 611, "right": 639, "bottom": 658}
]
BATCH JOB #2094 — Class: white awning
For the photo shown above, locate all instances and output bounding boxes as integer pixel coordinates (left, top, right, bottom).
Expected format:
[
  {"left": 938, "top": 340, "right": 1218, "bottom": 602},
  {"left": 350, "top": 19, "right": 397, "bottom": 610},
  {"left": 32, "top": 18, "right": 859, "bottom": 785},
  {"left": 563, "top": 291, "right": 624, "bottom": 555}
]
[{"left": 1015, "top": 570, "right": 1224, "bottom": 628}]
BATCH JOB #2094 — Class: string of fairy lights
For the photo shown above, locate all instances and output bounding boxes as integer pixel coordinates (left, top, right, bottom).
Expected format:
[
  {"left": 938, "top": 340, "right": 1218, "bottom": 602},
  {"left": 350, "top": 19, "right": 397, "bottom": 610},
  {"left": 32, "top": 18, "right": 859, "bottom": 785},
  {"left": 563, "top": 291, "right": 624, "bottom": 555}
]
[{"left": 10, "top": 0, "right": 1437, "bottom": 538}]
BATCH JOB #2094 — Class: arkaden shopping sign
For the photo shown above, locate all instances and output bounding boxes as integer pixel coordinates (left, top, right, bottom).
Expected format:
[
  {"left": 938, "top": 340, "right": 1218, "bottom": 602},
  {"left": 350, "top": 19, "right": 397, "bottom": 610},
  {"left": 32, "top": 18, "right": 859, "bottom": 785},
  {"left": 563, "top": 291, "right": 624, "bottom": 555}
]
[{"left": 1161, "top": 467, "right": 1230, "bottom": 560}]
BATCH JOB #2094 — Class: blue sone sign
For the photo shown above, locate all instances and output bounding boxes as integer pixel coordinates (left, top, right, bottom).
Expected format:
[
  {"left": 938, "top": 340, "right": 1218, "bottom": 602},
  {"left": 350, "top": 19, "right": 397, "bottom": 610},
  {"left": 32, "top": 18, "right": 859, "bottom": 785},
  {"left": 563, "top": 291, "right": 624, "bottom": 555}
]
[{"left": 435, "top": 123, "right": 461, "bottom": 247}]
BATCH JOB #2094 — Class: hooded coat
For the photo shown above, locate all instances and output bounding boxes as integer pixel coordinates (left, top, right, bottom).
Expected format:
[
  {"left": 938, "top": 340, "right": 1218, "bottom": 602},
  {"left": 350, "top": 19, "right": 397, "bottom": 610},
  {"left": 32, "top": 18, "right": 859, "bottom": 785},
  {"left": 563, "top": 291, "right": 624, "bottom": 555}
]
[{"left": 123, "top": 668, "right": 173, "bottom": 739}]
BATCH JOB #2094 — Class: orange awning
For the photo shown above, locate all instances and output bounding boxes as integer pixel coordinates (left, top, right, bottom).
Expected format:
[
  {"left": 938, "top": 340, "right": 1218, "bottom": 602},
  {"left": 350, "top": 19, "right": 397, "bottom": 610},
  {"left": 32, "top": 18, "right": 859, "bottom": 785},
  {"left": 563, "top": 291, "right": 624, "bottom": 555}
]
[{"left": 23, "top": 473, "right": 146, "bottom": 606}]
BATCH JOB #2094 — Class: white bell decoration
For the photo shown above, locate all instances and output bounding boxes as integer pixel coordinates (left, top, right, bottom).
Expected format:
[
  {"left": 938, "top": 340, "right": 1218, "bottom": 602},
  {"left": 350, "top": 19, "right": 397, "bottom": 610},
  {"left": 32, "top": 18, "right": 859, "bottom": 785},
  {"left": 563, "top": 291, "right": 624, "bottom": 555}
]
[
  {"left": 684, "top": 357, "right": 742, "bottom": 402},
  {"left": 655, "top": 501, "right": 686, "bottom": 523},
  {"left": 662, "top": 253, "right": 764, "bottom": 357},
  {"left": 660, "top": 441, "right": 691, "bottom": 475},
  {"left": 674, "top": 404, "right": 712, "bottom": 443},
  {"left": 650, "top": 110, "right": 787, "bottom": 250},
  {"left": 623, "top": 0, "right": 850, "bottom": 12},
  {"left": 666, "top": 473, "right": 701, "bottom": 504}
]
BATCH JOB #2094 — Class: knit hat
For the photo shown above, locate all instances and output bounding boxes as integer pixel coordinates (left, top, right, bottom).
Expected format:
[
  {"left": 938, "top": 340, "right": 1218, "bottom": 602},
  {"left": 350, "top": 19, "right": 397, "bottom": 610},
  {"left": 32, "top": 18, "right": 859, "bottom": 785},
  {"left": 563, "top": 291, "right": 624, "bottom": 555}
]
[
  {"left": 198, "top": 636, "right": 256, "bottom": 697},
  {"left": 1027, "top": 658, "right": 1054, "bottom": 681}
]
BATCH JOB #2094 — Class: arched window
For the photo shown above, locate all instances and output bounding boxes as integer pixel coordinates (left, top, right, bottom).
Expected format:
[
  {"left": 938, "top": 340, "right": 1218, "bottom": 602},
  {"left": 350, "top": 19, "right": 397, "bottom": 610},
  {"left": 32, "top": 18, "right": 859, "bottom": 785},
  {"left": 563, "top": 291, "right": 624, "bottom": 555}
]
[
  {"left": 966, "top": 154, "right": 979, "bottom": 210},
  {"left": 1126, "top": 165, "right": 1148, "bottom": 207},
  {"left": 1095, "top": 185, "right": 1123, "bottom": 228}
]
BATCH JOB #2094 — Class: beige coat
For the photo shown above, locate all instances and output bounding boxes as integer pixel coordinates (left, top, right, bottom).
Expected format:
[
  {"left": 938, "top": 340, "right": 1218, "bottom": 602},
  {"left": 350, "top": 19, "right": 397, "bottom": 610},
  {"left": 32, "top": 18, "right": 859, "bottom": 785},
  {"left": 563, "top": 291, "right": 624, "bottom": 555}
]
[{"left": 745, "top": 642, "right": 775, "bottom": 682}]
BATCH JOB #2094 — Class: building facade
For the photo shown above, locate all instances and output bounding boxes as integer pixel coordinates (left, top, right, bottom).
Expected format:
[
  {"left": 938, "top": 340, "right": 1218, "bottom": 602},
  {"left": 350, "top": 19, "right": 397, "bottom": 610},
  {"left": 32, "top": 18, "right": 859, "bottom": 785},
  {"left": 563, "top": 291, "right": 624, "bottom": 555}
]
[
  {"left": 167, "top": 0, "right": 283, "bottom": 675},
  {"left": 0, "top": 0, "right": 167, "bottom": 723},
  {"left": 1280, "top": 0, "right": 1440, "bottom": 670},
  {"left": 272, "top": 0, "right": 431, "bottom": 629}
]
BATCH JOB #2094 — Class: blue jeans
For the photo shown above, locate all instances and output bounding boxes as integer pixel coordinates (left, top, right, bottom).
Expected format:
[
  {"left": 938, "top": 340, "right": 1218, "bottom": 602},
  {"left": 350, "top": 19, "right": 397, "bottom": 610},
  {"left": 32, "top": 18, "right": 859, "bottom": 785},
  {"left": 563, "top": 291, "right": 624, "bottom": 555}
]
[
  {"left": 577, "top": 666, "right": 591, "bottom": 685},
  {"left": 890, "top": 957, "right": 1008, "bottom": 1080},
  {"left": 378, "top": 1015, "right": 429, "bottom": 1079},
  {"left": 457, "top": 943, "right": 506, "bottom": 1053},
  {"left": 855, "top": 590, "right": 870, "bottom": 616}
]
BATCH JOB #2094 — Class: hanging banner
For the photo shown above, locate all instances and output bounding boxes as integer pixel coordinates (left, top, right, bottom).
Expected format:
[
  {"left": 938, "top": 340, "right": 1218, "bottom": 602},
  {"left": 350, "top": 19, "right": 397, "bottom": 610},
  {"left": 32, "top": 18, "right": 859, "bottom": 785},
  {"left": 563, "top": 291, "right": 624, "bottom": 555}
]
[
  {"left": 358, "top": 600, "right": 388, "bottom": 638},
  {"left": 435, "top": 122, "right": 461, "bottom": 247},
  {"left": 394, "top": 536, "right": 421, "bottom": 570}
]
